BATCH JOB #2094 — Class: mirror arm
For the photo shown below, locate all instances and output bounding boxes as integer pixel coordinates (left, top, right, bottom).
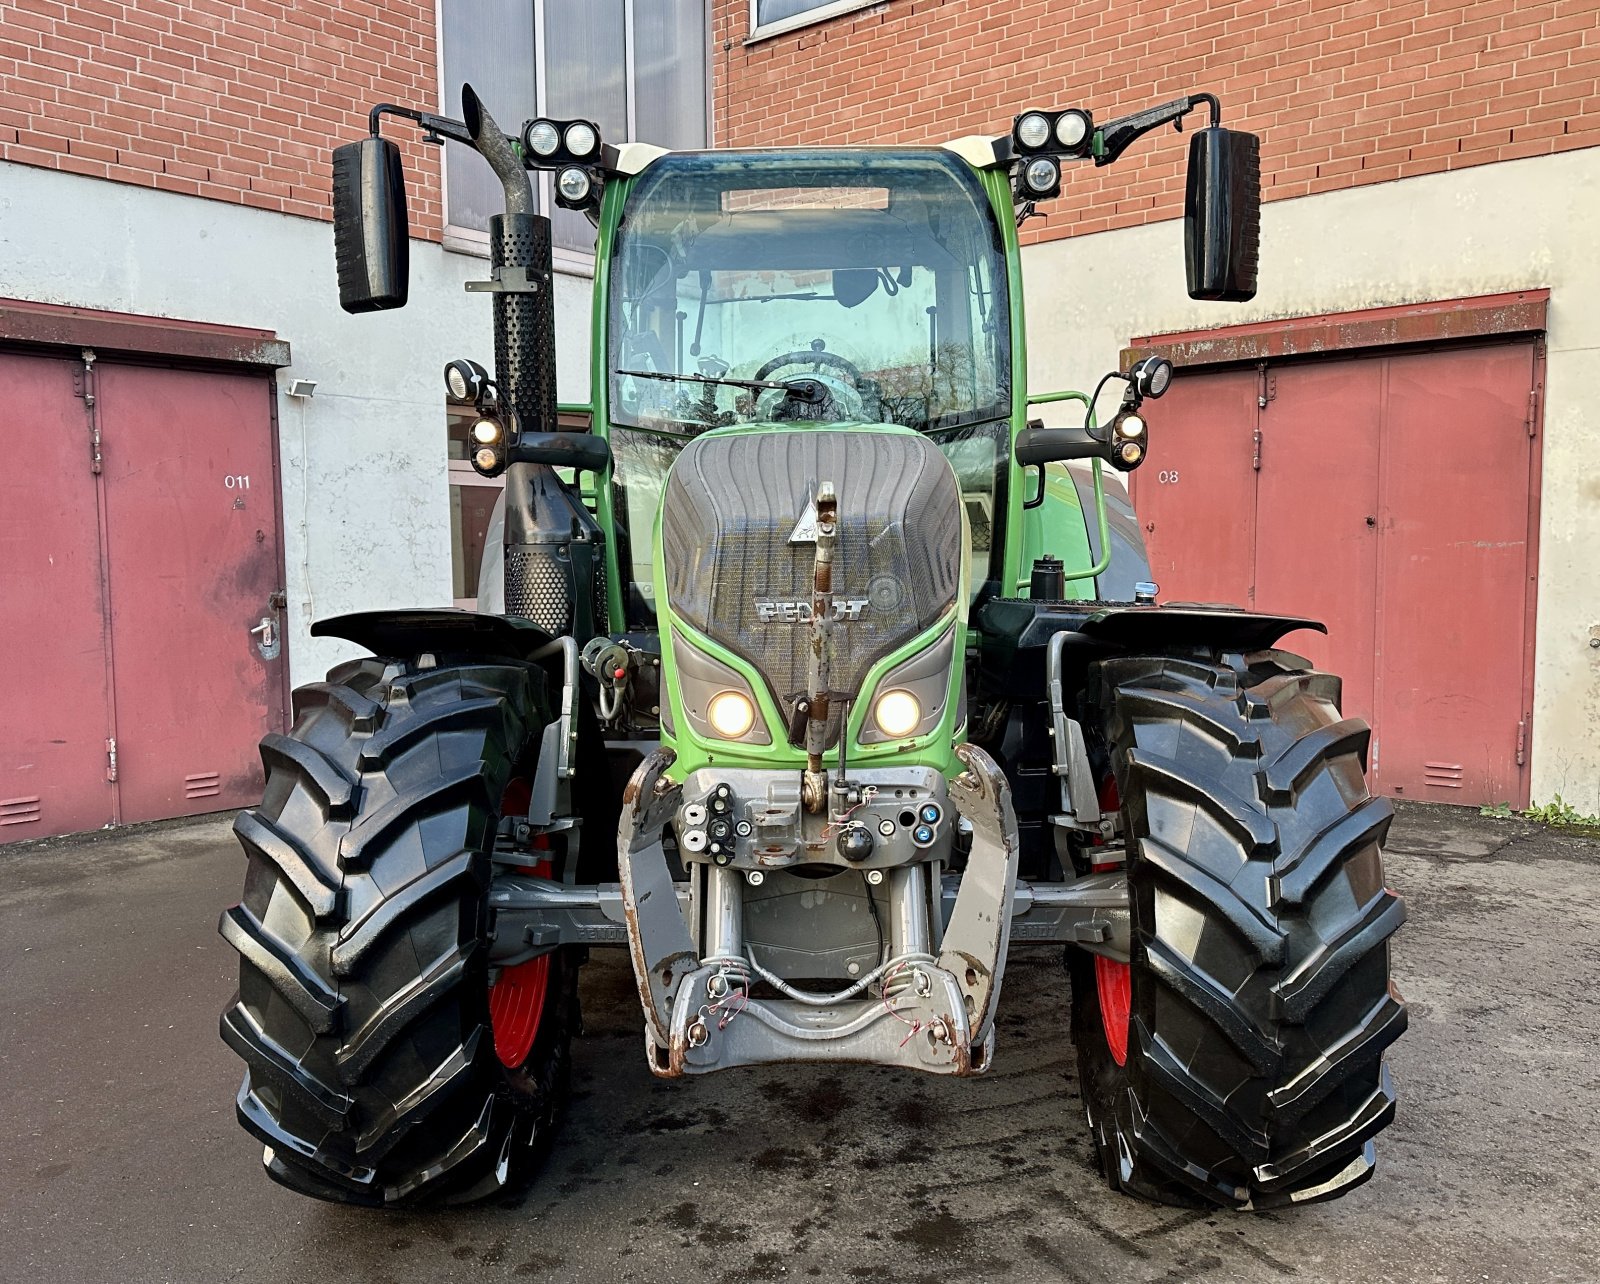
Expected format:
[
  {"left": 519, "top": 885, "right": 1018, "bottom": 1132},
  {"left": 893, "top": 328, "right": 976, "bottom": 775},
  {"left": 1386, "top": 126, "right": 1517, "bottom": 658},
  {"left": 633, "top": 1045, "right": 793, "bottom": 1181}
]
[
  {"left": 1095, "top": 92, "right": 1221, "bottom": 167},
  {"left": 366, "top": 102, "right": 475, "bottom": 148}
]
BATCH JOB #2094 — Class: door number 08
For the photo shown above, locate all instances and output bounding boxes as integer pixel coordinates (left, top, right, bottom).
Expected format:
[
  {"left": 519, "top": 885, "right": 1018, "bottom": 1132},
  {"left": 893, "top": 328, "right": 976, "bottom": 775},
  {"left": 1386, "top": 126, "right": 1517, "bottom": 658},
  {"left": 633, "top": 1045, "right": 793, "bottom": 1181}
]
[{"left": 1157, "top": 469, "right": 1179, "bottom": 484}]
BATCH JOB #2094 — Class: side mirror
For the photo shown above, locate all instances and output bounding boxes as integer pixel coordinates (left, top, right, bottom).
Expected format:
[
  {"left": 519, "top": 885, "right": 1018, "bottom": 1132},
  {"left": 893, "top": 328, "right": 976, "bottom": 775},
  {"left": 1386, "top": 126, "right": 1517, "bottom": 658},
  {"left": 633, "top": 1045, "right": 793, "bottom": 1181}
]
[
  {"left": 1184, "top": 126, "right": 1260, "bottom": 302},
  {"left": 332, "top": 136, "right": 410, "bottom": 313}
]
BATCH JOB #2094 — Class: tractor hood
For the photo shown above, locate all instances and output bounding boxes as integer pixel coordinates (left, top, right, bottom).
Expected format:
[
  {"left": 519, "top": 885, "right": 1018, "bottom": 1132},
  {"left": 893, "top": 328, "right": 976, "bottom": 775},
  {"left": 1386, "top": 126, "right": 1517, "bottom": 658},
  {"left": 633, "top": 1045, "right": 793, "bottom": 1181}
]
[{"left": 658, "top": 424, "right": 964, "bottom": 752}]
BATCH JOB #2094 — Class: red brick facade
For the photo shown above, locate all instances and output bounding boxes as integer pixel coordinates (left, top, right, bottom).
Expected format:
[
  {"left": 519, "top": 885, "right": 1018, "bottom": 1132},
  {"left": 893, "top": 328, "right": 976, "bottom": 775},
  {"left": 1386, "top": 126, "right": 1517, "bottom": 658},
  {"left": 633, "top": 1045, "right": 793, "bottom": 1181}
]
[
  {"left": 713, "top": 0, "right": 1600, "bottom": 240},
  {"left": 5, "top": 1, "right": 1596, "bottom": 247},
  {"left": 0, "top": 0, "right": 444, "bottom": 237}
]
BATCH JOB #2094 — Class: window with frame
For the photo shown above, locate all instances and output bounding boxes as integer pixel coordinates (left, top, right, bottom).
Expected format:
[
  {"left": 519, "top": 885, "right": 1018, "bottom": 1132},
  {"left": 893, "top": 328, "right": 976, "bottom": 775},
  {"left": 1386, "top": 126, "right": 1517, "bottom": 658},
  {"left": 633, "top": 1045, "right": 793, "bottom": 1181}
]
[
  {"left": 748, "top": 0, "right": 882, "bottom": 41},
  {"left": 440, "top": 0, "right": 709, "bottom": 262}
]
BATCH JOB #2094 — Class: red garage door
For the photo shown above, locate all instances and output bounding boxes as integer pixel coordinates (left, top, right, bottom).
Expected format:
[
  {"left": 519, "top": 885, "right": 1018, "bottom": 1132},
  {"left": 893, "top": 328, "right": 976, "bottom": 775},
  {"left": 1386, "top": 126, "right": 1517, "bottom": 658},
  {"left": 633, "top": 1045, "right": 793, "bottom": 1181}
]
[
  {"left": 1133, "top": 340, "right": 1540, "bottom": 808},
  {"left": 0, "top": 351, "right": 287, "bottom": 841}
]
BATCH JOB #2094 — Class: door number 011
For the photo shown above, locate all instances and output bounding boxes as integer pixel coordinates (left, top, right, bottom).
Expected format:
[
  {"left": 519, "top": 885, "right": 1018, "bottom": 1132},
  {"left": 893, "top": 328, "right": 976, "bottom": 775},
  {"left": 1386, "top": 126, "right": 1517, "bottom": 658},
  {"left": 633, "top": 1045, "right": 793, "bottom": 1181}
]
[
  {"left": 224, "top": 474, "right": 251, "bottom": 490},
  {"left": 1157, "top": 469, "right": 1179, "bottom": 484}
]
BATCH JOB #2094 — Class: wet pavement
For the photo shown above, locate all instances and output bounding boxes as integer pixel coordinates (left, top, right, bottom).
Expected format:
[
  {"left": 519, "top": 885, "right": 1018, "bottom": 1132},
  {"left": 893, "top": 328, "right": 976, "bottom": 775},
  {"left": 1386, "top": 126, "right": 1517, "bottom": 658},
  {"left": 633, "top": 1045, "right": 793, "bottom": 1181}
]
[{"left": 3, "top": 803, "right": 1597, "bottom": 1284}]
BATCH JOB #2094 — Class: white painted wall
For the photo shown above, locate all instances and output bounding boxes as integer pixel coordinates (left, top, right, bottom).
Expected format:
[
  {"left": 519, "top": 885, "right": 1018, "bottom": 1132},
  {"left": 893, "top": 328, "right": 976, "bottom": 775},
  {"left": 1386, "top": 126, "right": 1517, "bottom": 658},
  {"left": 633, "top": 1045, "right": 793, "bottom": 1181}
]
[
  {"left": 0, "top": 160, "right": 594, "bottom": 686},
  {"left": 1022, "top": 147, "right": 1600, "bottom": 811}
]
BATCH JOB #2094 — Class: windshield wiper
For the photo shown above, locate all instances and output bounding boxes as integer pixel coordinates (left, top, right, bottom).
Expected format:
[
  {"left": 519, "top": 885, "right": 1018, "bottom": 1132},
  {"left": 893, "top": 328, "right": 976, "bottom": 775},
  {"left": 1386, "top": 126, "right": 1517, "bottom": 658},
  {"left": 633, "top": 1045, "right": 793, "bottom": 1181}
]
[{"left": 616, "top": 369, "right": 824, "bottom": 403}]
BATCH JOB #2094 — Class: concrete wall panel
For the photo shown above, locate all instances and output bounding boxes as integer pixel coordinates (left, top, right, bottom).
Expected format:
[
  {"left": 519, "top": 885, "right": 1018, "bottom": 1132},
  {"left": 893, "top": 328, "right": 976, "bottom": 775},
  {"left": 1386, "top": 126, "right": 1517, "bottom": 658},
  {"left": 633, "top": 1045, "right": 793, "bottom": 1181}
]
[{"left": 0, "top": 159, "right": 593, "bottom": 687}]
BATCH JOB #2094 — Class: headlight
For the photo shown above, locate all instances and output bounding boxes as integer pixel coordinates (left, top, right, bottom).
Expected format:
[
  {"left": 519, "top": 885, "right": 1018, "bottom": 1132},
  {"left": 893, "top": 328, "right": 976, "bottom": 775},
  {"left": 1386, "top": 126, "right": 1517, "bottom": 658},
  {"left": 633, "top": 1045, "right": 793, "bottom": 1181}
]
[
  {"left": 707, "top": 690, "right": 756, "bottom": 739},
  {"left": 1023, "top": 156, "right": 1060, "bottom": 196},
  {"left": 557, "top": 166, "right": 592, "bottom": 203},
  {"left": 1114, "top": 412, "right": 1146, "bottom": 440},
  {"left": 1055, "top": 109, "right": 1091, "bottom": 149},
  {"left": 873, "top": 690, "right": 922, "bottom": 739},
  {"left": 1016, "top": 112, "right": 1051, "bottom": 150},
  {"left": 525, "top": 120, "right": 560, "bottom": 157},
  {"left": 563, "top": 122, "right": 598, "bottom": 158},
  {"left": 470, "top": 416, "right": 503, "bottom": 445}
]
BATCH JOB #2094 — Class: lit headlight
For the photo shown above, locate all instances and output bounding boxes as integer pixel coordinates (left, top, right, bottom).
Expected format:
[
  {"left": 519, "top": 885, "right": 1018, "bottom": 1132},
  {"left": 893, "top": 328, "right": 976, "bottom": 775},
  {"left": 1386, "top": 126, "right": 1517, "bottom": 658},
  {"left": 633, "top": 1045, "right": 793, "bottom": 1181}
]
[
  {"left": 470, "top": 416, "right": 503, "bottom": 445},
  {"left": 1114, "top": 412, "right": 1146, "bottom": 440},
  {"left": 1016, "top": 112, "right": 1051, "bottom": 150},
  {"left": 707, "top": 690, "right": 756, "bottom": 739},
  {"left": 873, "top": 690, "right": 922, "bottom": 739}
]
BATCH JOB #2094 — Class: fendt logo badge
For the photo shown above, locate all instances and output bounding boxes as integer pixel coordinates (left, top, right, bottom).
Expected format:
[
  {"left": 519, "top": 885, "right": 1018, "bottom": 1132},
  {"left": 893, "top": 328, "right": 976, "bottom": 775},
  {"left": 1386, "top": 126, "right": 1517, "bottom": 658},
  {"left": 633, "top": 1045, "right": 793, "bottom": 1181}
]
[{"left": 755, "top": 598, "right": 870, "bottom": 622}]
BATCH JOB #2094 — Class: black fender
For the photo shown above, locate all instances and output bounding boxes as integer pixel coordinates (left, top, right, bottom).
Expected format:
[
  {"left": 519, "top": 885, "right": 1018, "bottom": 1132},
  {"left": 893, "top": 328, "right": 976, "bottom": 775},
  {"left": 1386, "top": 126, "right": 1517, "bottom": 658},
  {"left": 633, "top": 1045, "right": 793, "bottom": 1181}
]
[
  {"left": 976, "top": 598, "right": 1325, "bottom": 701},
  {"left": 1077, "top": 602, "right": 1325, "bottom": 652},
  {"left": 311, "top": 608, "right": 556, "bottom": 663}
]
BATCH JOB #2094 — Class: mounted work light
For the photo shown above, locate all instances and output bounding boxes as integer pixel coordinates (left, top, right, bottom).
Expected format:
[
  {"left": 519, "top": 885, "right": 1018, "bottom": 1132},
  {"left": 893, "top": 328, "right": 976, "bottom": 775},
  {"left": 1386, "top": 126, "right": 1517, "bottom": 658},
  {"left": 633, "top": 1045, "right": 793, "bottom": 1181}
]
[
  {"left": 1015, "top": 112, "right": 1052, "bottom": 151},
  {"left": 519, "top": 117, "right": 604, "bottom": 168},
  {"left": 556, "top": 166, "right": 595, "bottom": 209},
  {"left": 1020, "top": 156, "right": 1061, "bottom": 199},
  {"left": 1131, "top": 355, "right": 1174, "bottom": 399},
  {"left": 1055, "top": 109, "right": 1092, "bottom": 151},
  {"left": 1011, "top": 107, "right": 1096, "bottom": 160},
  {"left": 444, "top": 358, "right": 492, "bottom": 405}
]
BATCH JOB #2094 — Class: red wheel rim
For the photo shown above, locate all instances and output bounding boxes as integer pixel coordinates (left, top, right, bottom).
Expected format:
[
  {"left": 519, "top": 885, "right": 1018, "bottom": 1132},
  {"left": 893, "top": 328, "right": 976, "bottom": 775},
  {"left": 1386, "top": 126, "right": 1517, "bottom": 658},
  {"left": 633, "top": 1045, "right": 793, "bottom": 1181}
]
[
  {"left": 1094, "top": 955, "right": 1132, "bottom": 1066},
  {"left": 489, "top": 778, "right": 553, "bottom": 1069},
  {"left": 1092, "top": 773, "right": 1130, "bottom": 1066},
  {"left": 490, "top": 954, "right": 551, "bottom": 1068}
]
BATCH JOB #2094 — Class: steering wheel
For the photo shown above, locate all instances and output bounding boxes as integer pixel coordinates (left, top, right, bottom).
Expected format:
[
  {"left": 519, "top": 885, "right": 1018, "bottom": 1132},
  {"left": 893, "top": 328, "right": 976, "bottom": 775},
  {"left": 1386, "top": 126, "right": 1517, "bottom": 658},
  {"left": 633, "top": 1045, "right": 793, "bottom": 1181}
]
[{"left": 754, "top": 347, "right": 864, "bottom": 387}]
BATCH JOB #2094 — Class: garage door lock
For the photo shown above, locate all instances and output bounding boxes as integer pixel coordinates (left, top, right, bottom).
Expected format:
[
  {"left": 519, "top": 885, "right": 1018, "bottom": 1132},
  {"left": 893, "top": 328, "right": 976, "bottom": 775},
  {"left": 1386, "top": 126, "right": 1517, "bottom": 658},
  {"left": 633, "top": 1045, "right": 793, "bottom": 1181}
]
[{"left": 250, "top": 617, "right": 280, "bottom": 661}]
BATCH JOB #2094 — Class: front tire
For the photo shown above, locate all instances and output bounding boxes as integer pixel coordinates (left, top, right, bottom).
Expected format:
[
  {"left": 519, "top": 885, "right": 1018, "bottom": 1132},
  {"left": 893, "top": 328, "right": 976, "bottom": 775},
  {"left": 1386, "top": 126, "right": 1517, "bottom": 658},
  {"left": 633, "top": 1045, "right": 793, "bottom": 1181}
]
[
  {"left": 219, "top": 657, "right": 578, "bottom": 1206},
  {"left": 1071, "top": 650, "right": 1407, "bottom": 1208}
]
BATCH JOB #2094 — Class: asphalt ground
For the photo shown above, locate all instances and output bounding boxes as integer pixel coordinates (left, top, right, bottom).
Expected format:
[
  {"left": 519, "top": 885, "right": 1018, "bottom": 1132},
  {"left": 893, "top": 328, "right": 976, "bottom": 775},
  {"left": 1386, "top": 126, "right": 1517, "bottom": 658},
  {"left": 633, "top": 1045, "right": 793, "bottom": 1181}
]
[{"left": 3, "top": 803, "right": 1598, "bottom": 1284}]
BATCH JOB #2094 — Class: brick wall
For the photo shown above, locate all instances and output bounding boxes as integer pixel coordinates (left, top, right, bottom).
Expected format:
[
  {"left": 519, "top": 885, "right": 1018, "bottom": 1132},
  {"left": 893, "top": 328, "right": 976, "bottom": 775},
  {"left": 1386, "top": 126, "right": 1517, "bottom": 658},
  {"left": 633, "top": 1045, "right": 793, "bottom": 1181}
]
[
  {"left": 0, "top": 0, "right": 444, "bottom": 236},
  {"left": 713, "top": 0, "right": 1600, "bottom": 240}
]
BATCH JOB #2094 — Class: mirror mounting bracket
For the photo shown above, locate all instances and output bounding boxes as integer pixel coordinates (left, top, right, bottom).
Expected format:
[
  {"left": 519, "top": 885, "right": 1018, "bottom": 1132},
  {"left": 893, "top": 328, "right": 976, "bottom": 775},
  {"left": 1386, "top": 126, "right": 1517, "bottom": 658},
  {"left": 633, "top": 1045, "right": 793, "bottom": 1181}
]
[
  {"left": 1095, "top": 92, "right": 1220, "bottom": 167},
  {"left": 366, "top": 102, "right": 474, "bottom": 147},
  {"left": 464, "top": 265, "right": 545, "bottom": 295}
]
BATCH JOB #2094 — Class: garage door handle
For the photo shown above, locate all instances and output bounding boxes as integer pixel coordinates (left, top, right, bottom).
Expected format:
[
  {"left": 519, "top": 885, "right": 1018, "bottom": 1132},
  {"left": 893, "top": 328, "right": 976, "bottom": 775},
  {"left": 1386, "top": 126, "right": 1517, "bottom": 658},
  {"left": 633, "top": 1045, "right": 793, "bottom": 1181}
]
[{"left": 250, "top": 617, "right": 280, "bottom": 660}]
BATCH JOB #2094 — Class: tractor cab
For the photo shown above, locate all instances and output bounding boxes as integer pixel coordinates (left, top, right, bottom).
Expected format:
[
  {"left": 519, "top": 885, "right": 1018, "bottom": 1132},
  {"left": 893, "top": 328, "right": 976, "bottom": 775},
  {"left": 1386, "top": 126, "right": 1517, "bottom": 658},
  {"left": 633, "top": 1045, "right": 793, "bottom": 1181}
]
[{"left": 602, "top": 147, "right": 1014, "bottom": 631}]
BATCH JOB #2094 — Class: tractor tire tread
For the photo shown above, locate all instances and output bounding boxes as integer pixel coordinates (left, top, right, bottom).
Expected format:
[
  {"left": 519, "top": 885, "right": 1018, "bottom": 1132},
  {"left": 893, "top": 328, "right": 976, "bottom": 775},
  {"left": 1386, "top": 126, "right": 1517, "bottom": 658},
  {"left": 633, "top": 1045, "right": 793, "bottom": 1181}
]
[
  {"left": 1072, "top": 648, "right": 1406, "bottom": 1209},
  {"left": 220, "top": 656, "right": 572, "bottom": 1207}
]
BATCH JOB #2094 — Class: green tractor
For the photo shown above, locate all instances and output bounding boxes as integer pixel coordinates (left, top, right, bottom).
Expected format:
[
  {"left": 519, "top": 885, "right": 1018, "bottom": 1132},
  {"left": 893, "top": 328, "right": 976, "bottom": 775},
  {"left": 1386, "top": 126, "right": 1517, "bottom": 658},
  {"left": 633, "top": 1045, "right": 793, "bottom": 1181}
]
[{"left": 219, "top": 86, "right": 1406, "bottom": 1210}]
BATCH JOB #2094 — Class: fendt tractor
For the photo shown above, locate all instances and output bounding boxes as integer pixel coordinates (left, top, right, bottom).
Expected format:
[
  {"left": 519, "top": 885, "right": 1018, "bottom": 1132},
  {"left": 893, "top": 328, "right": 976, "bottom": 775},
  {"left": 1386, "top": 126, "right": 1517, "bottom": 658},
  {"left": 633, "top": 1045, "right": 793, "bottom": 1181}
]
[{"left": 219, "top": 84, "right": 1407, "bottom": 1211}]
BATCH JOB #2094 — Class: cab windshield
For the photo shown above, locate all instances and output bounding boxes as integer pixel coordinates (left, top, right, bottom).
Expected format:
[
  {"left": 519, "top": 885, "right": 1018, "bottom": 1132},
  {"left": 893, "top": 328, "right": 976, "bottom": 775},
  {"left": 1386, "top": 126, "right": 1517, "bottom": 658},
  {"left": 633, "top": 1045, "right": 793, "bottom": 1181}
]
[{"left": 607, "top": 149, "right": 1012, "bottom": 433}]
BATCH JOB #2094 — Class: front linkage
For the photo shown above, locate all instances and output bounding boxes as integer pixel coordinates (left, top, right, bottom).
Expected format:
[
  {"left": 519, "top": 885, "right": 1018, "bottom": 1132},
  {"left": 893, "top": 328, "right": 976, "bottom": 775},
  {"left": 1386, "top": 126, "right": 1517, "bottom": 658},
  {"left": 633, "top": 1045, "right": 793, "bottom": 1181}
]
[{"left": 617, "top": 742, "right": 1020, "bottom": 1077}]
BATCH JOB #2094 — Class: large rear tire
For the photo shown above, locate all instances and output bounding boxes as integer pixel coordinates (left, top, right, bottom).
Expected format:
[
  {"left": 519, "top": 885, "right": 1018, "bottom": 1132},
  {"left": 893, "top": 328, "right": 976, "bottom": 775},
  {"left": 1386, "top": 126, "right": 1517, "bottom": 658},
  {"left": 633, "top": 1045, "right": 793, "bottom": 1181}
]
[
  {"left": 1071, "top": 650, "right": 1407, "bottom": 1208},
  {"left": 219, "top": 657, "right": 579, "bottom": 1206}
]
